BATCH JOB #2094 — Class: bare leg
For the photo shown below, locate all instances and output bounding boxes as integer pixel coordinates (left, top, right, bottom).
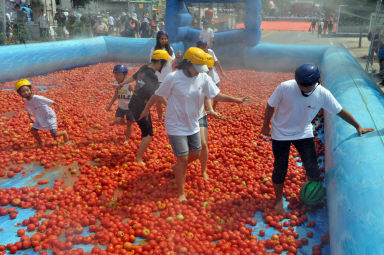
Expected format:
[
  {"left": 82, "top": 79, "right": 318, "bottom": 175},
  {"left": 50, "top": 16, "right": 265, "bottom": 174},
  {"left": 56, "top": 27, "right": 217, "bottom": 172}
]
[
  {"left": 199, "top": 127, "right": 209, "bottom": 180},
  {"left": 135, "top": 135, "right": 152, "bottom": 166},
  {"left": 155, "top": 102, "right": 163, "bottom": 122},
  {"left": 31, "top": 129, "right": 43, "bottom": 147},
  {"left": 174, "top": 155, "right": 188, "bottom": 201},
  {"left": 273, "top": 183, "right": 284, "bottom": 212},
  {"left": 57, "top": 130, "right": 69, "bottom": 143},
  {"left": 125, "top": 121, "right": 133, "bottom": 141}
]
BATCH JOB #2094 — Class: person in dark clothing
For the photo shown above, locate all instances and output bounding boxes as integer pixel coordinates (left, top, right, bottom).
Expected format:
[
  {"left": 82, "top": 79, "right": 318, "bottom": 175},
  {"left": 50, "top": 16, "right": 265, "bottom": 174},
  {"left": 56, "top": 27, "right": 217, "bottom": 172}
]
[
  {"left": 368, "top": 28, "right": 381, "bottom": 73},
  {"left": 117, "top": 50, "right": 170, "bottom": 165},
  {"left": 54, "top": 9, "right": 66, "bottom": 39},
  {"left": 120, "top": 17, "right": 135, "bottom": 37},
  {"left": 309, "top": 18, "right": 316, "bottom": 33},
  {"left": 14, "top": 4, "right": 27, "bottom": 43}
]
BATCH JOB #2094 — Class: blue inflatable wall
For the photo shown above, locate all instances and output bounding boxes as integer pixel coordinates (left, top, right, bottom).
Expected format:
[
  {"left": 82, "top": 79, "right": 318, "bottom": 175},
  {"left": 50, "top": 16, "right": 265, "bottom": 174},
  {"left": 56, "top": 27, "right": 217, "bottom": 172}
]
[{"left": 1, "top": 0, "right": 383, "bottom": 254}]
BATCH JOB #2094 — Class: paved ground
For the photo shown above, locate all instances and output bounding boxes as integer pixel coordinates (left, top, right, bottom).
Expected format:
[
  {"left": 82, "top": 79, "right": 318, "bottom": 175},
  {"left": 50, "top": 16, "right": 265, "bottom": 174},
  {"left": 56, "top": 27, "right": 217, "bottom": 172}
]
[{"left": 261, "top": 30, "right": 384, "bottom": 93}]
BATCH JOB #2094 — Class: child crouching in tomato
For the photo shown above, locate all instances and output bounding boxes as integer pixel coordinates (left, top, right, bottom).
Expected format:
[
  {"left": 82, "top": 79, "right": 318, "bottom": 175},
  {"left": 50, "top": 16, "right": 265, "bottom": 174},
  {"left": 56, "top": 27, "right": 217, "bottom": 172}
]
[{"left": 15, "top": 79, "right": 69, "bottom": 147}]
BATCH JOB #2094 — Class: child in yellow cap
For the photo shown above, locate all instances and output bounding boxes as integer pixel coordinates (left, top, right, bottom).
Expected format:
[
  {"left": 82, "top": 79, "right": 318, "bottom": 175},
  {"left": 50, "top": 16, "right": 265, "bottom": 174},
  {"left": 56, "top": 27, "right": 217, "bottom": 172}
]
[{"left": 15, "top": 79, "right": 69, "bottom": 147}]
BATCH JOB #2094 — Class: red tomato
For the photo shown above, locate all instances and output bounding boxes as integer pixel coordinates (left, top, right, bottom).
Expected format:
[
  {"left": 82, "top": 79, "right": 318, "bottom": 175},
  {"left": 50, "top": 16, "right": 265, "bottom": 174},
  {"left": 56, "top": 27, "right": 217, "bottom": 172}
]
[{"left": 17, "top": 228, "right": 25, "bottom": 237}]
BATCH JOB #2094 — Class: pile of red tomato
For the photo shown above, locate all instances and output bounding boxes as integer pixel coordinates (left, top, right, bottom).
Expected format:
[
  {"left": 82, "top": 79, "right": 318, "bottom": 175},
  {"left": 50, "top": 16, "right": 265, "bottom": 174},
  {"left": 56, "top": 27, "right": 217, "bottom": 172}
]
[{"left": 0, "top": 63, "right": 329, "bottom": 255}]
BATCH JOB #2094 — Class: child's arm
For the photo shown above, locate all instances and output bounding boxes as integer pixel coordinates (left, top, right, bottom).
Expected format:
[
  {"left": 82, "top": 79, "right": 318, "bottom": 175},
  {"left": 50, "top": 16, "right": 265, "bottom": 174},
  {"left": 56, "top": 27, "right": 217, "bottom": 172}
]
[
  {"left": 204, "top": 96, "right": 220, "bottom": 118},
  {"left": 106, "top": 90, "right": 118, "bottom": 111},
  {"left": 172, "top": 51, "right": 182, "bottom": 69},
  {"left": 118, "top": 76, "right": 135, "bottom": 89},
  {"left": 215, "top": 61, "right": 228, "bottom": 80},
  {"left": 27, "top": 112, "right": 33, "bottom": 122},
  {"left": 52, "top": 102, "right": 62, "bottom": 112}
]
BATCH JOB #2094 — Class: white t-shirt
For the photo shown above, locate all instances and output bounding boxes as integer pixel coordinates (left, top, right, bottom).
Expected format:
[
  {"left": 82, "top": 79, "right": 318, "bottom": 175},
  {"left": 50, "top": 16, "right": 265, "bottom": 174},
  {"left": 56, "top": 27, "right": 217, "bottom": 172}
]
[
  {"left": 25, "top": 95, "right": 57, "bottom": 130},
  {"left": 199, "top": 28, "right": 214, "bottom": 48},
  {"left": 149, "top": 47, "right": 176, "bottom": 82},
  {"left": 268, "top": 80, "right": 342, "bottom": 140},
  {"left": 207, "top": 49, "right": 220, "bottom": 84},
  {"left": 155, "top": 70, "right": 220, "bottom": 135},
  {"left": 116, "top": 84, "right": 133, "bottom": 110},
  {"left": 108, "top": 16, "right": 114, "bottom": 26},
  {"left": 38, "top": 14, "right": 49, "bottom": 28}
]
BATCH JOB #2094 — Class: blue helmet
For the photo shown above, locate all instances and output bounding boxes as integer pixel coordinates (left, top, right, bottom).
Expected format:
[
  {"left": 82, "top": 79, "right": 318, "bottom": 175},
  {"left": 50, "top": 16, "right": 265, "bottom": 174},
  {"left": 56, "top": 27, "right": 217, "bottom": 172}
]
[
  {"left": 196, "top": 40, "right": 208, "bottom": 47},
  {"left": 113, "top": 64, "right": 128, "bottom": 73},
  {"left": 157, "top": 30, "right": 168, "bottom": 38},
  {"left": 295, "top": 64, "right": 320, "bottom": 87}
]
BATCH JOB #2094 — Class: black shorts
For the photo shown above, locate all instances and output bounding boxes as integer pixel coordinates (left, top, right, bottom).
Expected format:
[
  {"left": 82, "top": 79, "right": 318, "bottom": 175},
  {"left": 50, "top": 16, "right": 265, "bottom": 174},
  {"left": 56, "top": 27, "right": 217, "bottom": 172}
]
[
  {"left": 136, "top": 113, "right": 153, "bottom": 137},
  {"left": 115, "top": 107, "right": 135, "bottom": 121},
  {"left": 198, "top": 115, "right": 208, "bottom": 128}
]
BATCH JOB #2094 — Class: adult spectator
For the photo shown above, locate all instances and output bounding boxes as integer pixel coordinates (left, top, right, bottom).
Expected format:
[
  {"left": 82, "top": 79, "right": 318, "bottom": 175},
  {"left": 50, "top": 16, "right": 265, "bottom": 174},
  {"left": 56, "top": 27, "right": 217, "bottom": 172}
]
[
  {"left": 14, "top": 4, "right": 28, "bottom": 43},
  {"left": 328, "top": 18, "right": 334, "bottom": 35},
  {"left": 66, "top": 11, "right": 78, "bottom": 38},
  {"left": 199, "top": 20, "right": 214, "bottom": 48},
  {"left": 54, "top": 9, "right": 66, "bottom": 39},
  {"left": 107, "top": 13, "right": 114, "bottom": 34},
  {"left": 368, "top": 27, "right": 381, "bottom": 73},
  {"left": 38, "top": 9, "right": 49, "bottom": 41},
  {"left": 140, "top": 16, "right": 151, "bottom": 38},
  {"left": 120, "top": 17, "right": 135, "bottom": 37},
  {"left": 323, "top": 18, "right": 328, "bottom": 35},
  {"left": 96, "top": 17, "right": 108, "bottom": 36},
  {"left": 308, "top": 18, "right": 316, "bottom": 33},
  {"left": 317, "top": 18, "right": 323, "bottom": 39}
]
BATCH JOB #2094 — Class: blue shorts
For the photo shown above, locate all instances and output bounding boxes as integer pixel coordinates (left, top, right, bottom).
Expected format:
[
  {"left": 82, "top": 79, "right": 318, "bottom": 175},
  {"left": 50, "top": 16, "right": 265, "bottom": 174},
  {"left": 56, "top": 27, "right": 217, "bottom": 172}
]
[
  {"left": 115, "top": 107, "right": 135, "bottom": 122},
  {"left": 168, "top": 132, "right": 202, "bottom": 157},
  {"left": 198, "top": 115, "right": 208, "bottom": 128}
]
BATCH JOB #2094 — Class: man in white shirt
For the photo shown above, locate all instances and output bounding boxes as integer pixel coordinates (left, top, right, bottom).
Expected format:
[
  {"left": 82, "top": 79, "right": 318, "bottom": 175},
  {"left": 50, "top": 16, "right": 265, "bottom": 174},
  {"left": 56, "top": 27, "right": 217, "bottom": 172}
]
[
  {"left": 107, "top": 14, "right": 114, "bottom": 34},
  {"left": 38, "top": 9, "right": 49, "bottom": 41},
  {"left": 199, "top": 20, "right": 214, "bottom": 49},
  {"left": 262, "top": 63, "right": 373, "bottom": 212}
]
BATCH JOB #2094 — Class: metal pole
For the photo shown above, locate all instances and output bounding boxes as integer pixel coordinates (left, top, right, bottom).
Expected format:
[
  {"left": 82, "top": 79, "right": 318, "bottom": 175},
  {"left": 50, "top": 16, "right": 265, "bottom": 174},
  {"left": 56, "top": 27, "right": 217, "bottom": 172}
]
[
  {"left": 359, "top": 24, "right": 362, "bottom": 48},
  {"left": 1, "top": 0, "right": 5, "bottom": 34},
  {"left": 365, "top": 0, "right": 383, "bottom": 72}
]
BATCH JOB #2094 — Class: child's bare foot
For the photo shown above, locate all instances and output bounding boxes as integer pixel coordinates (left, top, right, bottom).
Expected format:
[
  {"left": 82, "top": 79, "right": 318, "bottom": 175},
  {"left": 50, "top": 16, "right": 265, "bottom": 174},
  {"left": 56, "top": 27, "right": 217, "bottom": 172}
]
[
  {"left": 202, "top": 171, "right": 209, "bottom": 180},
  {"left": 178, "top": 194, "right": 187, "bottom": 202},
  {"left": 135, "top": 159, "right": 146, "bottom": 166},
  {"left": 274, "top": 198, "right": 284, "bottom": 213},
  {"left": 63, "top": 131, "right": 69, "bottom": 143}
]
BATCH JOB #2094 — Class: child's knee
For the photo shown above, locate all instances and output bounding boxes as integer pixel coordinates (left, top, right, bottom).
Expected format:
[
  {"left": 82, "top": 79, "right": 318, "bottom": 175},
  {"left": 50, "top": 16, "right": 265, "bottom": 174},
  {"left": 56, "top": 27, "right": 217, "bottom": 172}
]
[
  {"left": 201, "top": 141, "right": 208, "bottom": 150},
  {"left": 114, "top": 117, "right": 123, "bottom": 123}
]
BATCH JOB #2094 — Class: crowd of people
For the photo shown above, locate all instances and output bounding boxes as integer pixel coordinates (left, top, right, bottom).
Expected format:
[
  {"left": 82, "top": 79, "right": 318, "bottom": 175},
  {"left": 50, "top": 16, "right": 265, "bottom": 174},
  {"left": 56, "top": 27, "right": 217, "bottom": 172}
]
[
  {"left": 308, "top": 16, "right": 335, "bottom": 38},
  {"left": 3, "top": 7, "right": 164, "bottom": 44}
]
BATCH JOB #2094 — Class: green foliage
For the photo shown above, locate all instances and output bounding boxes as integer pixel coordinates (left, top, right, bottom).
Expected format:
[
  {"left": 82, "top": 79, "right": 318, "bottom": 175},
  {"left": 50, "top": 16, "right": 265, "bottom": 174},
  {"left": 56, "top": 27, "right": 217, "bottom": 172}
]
[{"left": 0, "top": 32, "right": 5, "bottom": 45}]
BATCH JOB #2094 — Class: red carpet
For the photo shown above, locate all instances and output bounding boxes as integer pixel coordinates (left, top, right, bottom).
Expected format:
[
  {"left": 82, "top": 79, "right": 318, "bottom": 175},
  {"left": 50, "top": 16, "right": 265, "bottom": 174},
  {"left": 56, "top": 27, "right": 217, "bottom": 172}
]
[{"left": 261, "top": 20, "right": 312, "bottom": 31}]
